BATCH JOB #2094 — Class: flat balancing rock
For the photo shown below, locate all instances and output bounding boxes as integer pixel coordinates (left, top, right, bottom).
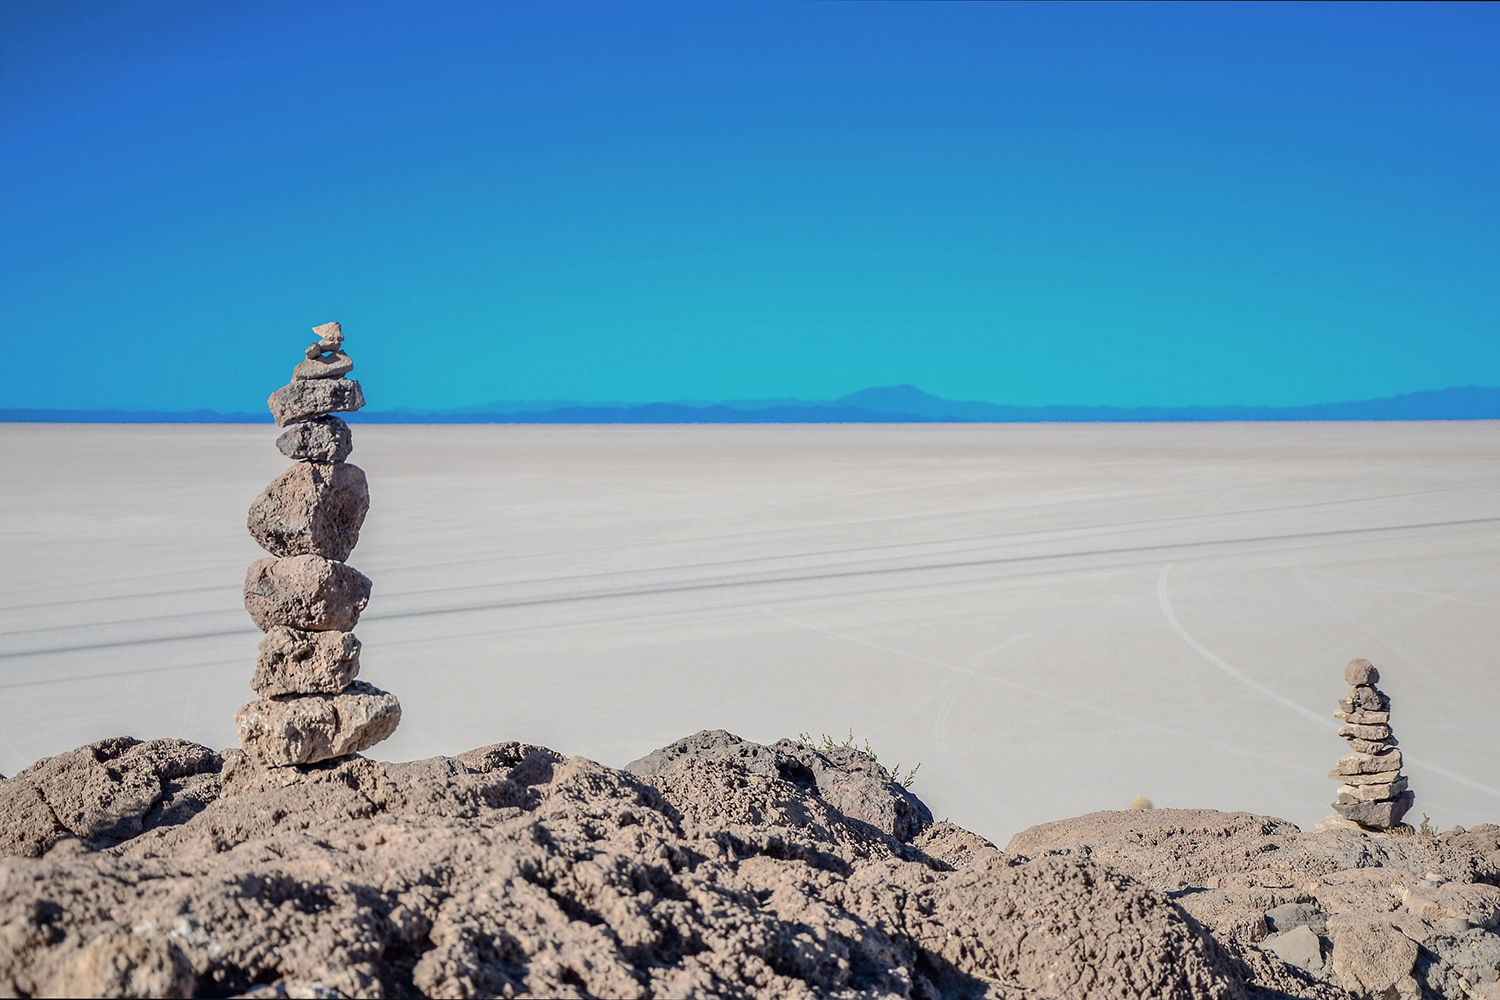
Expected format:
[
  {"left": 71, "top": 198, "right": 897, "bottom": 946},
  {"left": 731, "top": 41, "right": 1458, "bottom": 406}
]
[{"left": 236, "top": 681, "right": 400, "bottom": 767}]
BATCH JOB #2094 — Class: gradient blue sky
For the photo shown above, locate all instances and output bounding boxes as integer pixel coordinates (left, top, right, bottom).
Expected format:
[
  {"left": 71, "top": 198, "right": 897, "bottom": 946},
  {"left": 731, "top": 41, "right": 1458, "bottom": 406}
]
[{"left": 2, "top": 1, "right": 1496, "bottom": 411}]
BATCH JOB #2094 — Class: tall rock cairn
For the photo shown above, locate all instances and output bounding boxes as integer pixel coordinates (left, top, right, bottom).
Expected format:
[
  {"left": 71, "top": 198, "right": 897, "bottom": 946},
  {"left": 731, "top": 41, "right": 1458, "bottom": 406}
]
[
  {"left": 235, "top": 322, "right": 402, "bottom": 768},
  {"left": 1329, "top": 658, "right": 1413, "bottom": 829}
]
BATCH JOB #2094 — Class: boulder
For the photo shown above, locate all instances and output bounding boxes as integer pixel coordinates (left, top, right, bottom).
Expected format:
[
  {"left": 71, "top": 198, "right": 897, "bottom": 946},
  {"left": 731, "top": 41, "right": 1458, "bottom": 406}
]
[
  {"left": 625, "top": 729, "right": 932, "bottom": 841},
  {"left": 1344, "top": 658, "right": 1379, "bottom": 686},
  {"left": 1330, "top": 918, "right": 1420, "bottom": 999},
  {"left": 236, "top": 681, "right": 401, "bottom": 767},
  {"left": 0, "top": 738, "right": 223, "bottom": 857},
  {"left": 251, "top": 627, "right": 361, "bottom": 696},
  {"left": 292, "top": 351, "right": 353, "bottom": 380},
  {"left": 275, "top": 416, "right": 353, "bottom": 463},
  {"left": 246, "top": 462, "right": 369, "bottom": 561},
  {"left": 1333, "top": 789, "right": 1414, "bottom": 828},
  {"left": 1262, "top": 924, "right": 1324, "bottom": 972},
  {"left": 267, "top": 378, "right": 364, "bottom": 427},
  {"left": 243, "top": 554, "right": 371, "bottom": 632}
]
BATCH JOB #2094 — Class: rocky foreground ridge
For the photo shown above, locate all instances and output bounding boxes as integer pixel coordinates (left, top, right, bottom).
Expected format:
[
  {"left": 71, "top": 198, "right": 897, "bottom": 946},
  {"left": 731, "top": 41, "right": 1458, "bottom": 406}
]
[{"left": 1, "top": 730, "right": 1497, "bottom": 1000}]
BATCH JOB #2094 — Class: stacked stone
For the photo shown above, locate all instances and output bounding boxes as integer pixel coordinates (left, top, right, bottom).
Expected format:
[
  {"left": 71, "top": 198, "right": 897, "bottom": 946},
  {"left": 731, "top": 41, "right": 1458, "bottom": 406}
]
[
  {"left": 1329, "top": 658, "right": 1413, "bottom": 830},
  {"left": 235, "top": 322, "right": 401, "bottom": 767}
]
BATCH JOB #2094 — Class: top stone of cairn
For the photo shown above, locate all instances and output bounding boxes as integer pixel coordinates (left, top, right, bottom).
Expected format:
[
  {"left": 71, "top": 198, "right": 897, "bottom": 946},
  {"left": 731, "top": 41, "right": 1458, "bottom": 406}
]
[
  {"left": 268, "top": 322, "right": 364, "bottom": 426},
  {"left": 1344, "top": 658, "right": 1379, "bottom": 686}
]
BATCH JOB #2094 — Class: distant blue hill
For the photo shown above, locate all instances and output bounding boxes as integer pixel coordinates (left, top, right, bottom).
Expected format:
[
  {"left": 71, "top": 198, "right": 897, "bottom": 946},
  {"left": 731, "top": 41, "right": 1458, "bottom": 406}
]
[{"left": 4, "top": 385, "right": 1497, "bottom": 423}]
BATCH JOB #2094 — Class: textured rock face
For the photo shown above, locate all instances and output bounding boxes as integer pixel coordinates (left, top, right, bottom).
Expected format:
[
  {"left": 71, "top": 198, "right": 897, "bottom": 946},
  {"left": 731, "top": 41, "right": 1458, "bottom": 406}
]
[
  {"left": 276, "top": 416, "right": 353, "bottom": 463},
  {"left": 252, "top": 627, "right": 361, "bottom": 696},
  {"left": 247, "top": 461, "right": 369, "bottom": 560},
  {"left": 243, "top": 554, "right": 372, "bottom": 631},
  {"left": 236, "top": 682, "right": 402, "bottom": 766},
  {"left": 624, "top": 728, "right": 933, "bottom": 841},
  {"left": 1, "top": 736, "right": 1273, "bottom": 1000},
  {"left": 1006, "top": 808, "right": 1500, "bottom": 1000},
  {"left": 267, "top": 377, "right": 365, "bottom": 426},
  {"left": 0, "top": 737, "right": 222, "bottom": 857}
]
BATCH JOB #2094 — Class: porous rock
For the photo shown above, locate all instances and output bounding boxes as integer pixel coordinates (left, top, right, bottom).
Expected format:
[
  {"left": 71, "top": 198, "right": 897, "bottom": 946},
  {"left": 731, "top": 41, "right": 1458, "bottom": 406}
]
[
  {"left": 1343, "top": 686, "right": 1390, "bottom": 712},
  {"left": 252, "top": 626, "right": 361, "bottom": 696},
  {"left": 1344, "top": 658, "right": 1379, "bottom": 686},
  {"left": 1338, "top": 722, "right": 1392, "bottom": 741},
  {"left": 624, "top": 728, "right": 932, "bottom": 841},
  {"left": 1333, "top": 789, "right": 1415, "bottom": 828},
  {"left": 1329, "top": 917, "right": 1420, "bottom": 998},
  {"left": 0, "top": 737, "right": 222, "bottom": 857},
  {"left": 267, "top": 378, "right": 364, "bottom": 427},
  {"left": 1336, "top": 775, "right": 1408, "bottom": 803},
  {"left": 1334, "top": 749, "right": 1403, "bottom": 775},
  {"left": 1334, "top": 708, "right": 1389, "bottom": 725},
  {"left": 1339, "top": 769, "right": 1403, "bottom": 786},
  {"left": 1403, "top": 879, "right": 1500, "bottom": 930},
  {"left": 292, "top": 350, "right": 353, "bottom": 380},
  {"left": 1004, "top": 807, "right": 1500, "bottom": 999},
  {"left": 243, "top": 554, "right": 371, "bottom": 632},
  {"left": 236, "top": 681, "right": 401, "bottom": 767},
  {"left": 0, "top": 736, "right": 1255, "bottom": 1000},
  {"left": 247, "top": 461, "right": 369, "bottom": 561},
  {"left": 275, "top": 415, "right": 353, "bottom": 463}
]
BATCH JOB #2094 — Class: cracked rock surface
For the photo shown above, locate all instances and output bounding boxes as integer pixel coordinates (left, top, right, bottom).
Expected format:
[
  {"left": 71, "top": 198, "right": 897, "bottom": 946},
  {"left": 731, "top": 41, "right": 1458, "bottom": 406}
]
[
  {"left": 2, "top": 731, "right": 1496, "bottom": 999},
  {"left": 1007, "top": 807, "right": 1500, "bottom": 1000}
]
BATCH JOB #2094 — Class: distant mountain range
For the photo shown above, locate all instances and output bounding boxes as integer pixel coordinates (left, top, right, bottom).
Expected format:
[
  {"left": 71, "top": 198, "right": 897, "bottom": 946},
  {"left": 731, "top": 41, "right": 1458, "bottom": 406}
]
[{"left": 4, "top": 385, "right": 1498, "bottom": 424}]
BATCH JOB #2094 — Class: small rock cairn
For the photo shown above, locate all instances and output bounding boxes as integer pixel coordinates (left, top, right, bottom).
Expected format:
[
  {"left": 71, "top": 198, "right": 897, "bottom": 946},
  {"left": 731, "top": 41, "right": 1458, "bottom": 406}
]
[
  {"left": 235, "top": 322, "right": 401, "bottom": 767},
  {"left": 1329, "top": 658, "right": 1413, "bottom": 829}
]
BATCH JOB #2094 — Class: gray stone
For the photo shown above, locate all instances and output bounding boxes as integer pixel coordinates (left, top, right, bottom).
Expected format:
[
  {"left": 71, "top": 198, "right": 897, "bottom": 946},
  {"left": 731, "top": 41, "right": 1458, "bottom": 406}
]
[
  {"left": 275, "top": 417, "right": 353, "bottom": 463},
  {"left": 1335, "top": 749, "right": 1403, "bottom": 776},
  {"left": 1334, "top": 708, "right": 1390, "bottom": 724},
  {"left": 1339, "top": 722, "right": 1392, "bottom": 741},
  {"left": 1337, "top": 776, "right": 1408, "bottom": 803},
  {"left": 1402, "top": 881, "right": 1500, "bottom": 930},
  {"left": 252, "top": 627, "right": 360, "bottom": 697},
  {"left": 311, "top": 321, "right": 342, "bottom": 346},
  {"left": 243, "top": 555, "right": 371, "bottom": 632},
  {"left": 1330, "top": 918, "right": 1419, "bottom": 998},
  {"left": 1337, "top": 769, "right": 1404, "bottom": 786},
  {"left": 1344, "top": 685, "right": 1390, "bottom": 712},
  {"left": 1334, "top": 789, "right": 1415, "bottom": 828},
  {"left": 292, "top": 351, "right": 353, "bottom": 381},
  {"left": 625, "top": 729, "right": 932, "bottom": 841},
  {"left": 1344, "top": 658, "right": 1379, "bottom": 686},
  {"left": 1344, "top": 736, "right": 1398, "bottom": 755},
  {"left": 235, "top": 681, "right": 400, "bottom": 767},
  {"left": 1264, "top": 902, "right": 1327, "bottom": 936},
  {"left": 267, "top": 379, "right": 364, "bottom": 427},
  {"left": 247, "top": 462, "right": 369, "bottom": 561},
  {"left": 1263, "top": 924, "right": 1324, "bottom": 971}
]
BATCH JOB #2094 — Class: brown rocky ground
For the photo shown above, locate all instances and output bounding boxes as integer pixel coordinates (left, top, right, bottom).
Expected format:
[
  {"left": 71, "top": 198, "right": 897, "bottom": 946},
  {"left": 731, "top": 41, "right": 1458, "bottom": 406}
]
[{"left": 0, "top": 731, "right": 1495, "bottom": 999}]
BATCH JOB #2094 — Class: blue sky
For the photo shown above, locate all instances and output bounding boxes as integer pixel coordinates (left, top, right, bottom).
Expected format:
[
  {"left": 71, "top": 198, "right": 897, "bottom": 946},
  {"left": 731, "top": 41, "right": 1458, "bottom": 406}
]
[{"left": 1, "top": 1, "right": 1496, "bottom": 411}]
